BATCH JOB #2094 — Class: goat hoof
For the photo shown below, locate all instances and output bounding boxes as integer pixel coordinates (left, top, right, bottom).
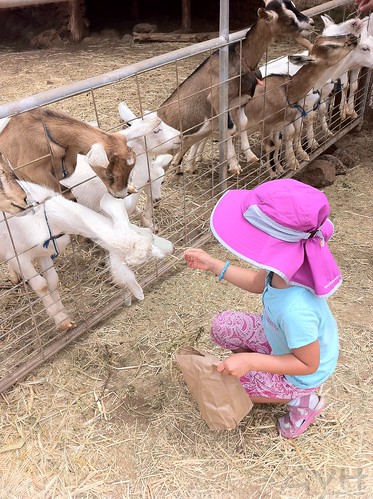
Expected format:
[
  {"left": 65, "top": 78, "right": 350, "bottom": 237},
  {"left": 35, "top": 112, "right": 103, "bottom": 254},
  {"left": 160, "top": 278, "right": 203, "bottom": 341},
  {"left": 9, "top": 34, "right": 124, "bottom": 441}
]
[
  {"left": 9, "top": 275, "right": 22, "bottom": 286},
  {"left": 58, "top": 319, "right": 77, "bottom": 331},
  {"left": 184, "top": 167, "right": 197, "bottom": 174},
  {"left": 124, "top": 296, "right": 132, "bottom": 307},
  {"left": 288, "top": 161, "right": 299, "bottom": 172},
  {"left": 245, "top": 153, "right": 259, "bottom": 163},
  {"left": 229, "top": 165, "right": 241, "bottom": 175},
  {"left": 275, "top": 165, "right": 284, "bottom": 174},
  {"left": 298, "top": 152, "right": 310, "bottom": 162}
]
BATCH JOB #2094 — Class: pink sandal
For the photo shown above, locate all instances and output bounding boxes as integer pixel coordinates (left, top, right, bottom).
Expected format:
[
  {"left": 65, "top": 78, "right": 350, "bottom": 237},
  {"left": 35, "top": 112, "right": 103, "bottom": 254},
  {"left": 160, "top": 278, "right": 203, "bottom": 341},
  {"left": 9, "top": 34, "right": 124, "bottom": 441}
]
[{"left": 277, "top": 395, "right": 326, "bottom": 439}]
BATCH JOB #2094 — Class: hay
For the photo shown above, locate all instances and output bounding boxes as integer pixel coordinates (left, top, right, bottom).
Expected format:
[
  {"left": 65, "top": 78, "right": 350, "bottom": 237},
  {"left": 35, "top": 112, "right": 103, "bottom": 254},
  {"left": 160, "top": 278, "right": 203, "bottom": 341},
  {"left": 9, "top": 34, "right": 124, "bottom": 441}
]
[{"left": 0, "top": 31, "right": 372, "bottom": 497}]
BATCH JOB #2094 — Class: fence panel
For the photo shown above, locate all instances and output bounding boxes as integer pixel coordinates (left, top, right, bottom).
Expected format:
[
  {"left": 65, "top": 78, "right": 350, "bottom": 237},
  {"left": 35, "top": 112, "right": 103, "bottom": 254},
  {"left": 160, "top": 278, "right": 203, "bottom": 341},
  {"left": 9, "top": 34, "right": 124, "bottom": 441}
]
[{"left": 0, "top": 0, "right": 368, "bottom": 391}]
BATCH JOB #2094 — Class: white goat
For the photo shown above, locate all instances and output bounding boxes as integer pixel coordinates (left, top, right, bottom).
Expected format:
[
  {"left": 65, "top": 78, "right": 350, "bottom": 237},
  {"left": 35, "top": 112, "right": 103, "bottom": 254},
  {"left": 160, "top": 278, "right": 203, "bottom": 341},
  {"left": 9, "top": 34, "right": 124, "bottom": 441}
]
[
  {"left": 118, "top": 101, "right": 181, "bottom": 157},
  {"left": 339, "top": 13, "right": 373, "bottom": 120},
  {"left": 61, "top": 102, "right": 179, "bottom": 231},
  {"left": 309, "top": 14, "right": 373, "bottom": 135},
  {"left": 0, "top": 182, "right": 174, "bottom": 331},
  {"left": 61, "top": 153, "right": 171, "bottom": 231}
]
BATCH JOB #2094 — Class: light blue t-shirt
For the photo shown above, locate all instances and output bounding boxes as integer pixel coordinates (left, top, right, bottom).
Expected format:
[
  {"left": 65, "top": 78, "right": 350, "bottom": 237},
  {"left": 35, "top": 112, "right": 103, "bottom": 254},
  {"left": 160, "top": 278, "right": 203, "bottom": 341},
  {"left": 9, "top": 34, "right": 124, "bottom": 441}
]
[{"left": 261, "top": 273, "right": 339, "bottom": 389}]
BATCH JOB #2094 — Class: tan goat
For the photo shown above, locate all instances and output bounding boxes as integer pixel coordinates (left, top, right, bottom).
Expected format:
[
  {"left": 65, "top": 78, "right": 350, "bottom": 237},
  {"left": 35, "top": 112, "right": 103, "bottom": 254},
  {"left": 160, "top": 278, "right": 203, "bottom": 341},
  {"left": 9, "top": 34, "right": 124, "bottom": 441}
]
[
  {"left": 0, "top": 108, "right": 161, "bottom": 200},
  {"left": 157, "top": 0, "right": 314, "bottom": 174},
  {"left": 235, "top": 33, "right": 359, "bottom": 178}
]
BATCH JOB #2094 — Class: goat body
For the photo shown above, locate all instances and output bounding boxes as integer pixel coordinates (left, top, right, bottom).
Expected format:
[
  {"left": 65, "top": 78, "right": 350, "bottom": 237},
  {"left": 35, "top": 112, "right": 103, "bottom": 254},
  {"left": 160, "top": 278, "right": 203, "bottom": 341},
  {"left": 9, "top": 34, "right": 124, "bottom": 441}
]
[
  {"left": 61, "top": 102, "right": 179, "bottom": 231},
  {"left": 260, "top": 14, "right": 373, "bottom": 167},
  {"left": 0, "top": 182, "right": 174, "bottom": 330},
  {"left": 235, "top": 33, "right": 358, "bottom": 178},
  {"left": 157, "top": 0, "right": 314, "bottom": 174},
  {"left": 0, "top": 107, "right": 160, "bottom": 201},
  {"left": 62, "top": 153, "right": 171, "bottom": 232}
]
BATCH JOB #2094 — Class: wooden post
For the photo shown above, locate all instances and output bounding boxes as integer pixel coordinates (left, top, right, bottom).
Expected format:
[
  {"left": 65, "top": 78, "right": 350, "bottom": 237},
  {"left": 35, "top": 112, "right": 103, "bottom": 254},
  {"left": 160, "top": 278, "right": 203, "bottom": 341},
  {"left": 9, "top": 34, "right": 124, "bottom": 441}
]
[
  {"left": 68, "top": 0, "right": 85, "bottom": 42},
  {"left": 181, "top": 0, "right": 191, "bottom": 32}
]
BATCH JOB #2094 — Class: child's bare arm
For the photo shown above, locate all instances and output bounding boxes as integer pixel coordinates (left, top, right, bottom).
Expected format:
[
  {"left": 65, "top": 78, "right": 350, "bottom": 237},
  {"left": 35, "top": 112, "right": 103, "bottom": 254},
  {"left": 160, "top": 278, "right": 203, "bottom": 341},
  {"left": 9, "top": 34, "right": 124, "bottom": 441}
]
[
  {"left": 217, "top": 340, "right": 321, "bottom": 378},
  {"left": 184, "top": 247, "right": 266, "bottom": 294}
]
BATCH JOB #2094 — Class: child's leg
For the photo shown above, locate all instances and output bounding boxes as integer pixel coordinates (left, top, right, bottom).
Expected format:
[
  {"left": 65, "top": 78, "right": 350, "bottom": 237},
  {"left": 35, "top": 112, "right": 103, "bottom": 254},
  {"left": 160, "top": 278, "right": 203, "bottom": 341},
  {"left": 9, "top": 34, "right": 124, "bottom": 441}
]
[
  {"left": 211, "top": 311, "right": 325, "bottom": 437},
  {"left": 277, "top": 393, "right": 326, "bottom": 439},
  {"left": 240, "top": 370, "right": 325, "bottom": 439},
  {"left": 239, "top": 370, "right": 317, "bottom": 400},
  {"left": 210, "top": 311, "right": 271, "bottom": 354}
]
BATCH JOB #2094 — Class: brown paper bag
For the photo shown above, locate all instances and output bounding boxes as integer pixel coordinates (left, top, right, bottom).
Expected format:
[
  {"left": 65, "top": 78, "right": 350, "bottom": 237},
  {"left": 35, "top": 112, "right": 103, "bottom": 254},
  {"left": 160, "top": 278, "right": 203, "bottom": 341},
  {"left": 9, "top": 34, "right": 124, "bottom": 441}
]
[{"left": 175, "top": 346, "right": 253, "bottom": 430}]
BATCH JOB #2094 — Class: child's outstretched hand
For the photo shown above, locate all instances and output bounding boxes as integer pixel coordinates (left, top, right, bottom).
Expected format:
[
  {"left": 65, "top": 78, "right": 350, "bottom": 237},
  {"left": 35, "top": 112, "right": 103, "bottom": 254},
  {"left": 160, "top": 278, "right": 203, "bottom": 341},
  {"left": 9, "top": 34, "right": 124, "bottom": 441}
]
[
  {"left": 355, "top": 0, "right": 373, "bottom": 14},
  {"left": 183, "top": 248, "right": 215, "bottom": 272}
]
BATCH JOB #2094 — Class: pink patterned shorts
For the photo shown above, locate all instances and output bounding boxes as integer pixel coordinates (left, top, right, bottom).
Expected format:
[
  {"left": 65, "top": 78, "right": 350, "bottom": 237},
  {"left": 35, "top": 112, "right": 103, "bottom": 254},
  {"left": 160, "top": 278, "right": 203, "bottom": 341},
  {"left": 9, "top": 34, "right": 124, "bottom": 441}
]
[{"left": 211, "top": 311, "right": 318, "bottom": 400}]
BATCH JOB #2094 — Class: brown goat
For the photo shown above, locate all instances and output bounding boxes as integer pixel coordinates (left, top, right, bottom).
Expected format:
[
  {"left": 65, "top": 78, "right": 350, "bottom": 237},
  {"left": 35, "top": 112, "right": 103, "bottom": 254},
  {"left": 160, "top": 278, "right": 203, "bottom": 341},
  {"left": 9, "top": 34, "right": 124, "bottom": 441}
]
[
  {"left": 236, "top": 33, "right": 359, "bottom": 177},
  {"left": 157, "top": 0, "right": 314, "bottom": 174},
  {"left": 0, "top": 108, "right": 139, "bottom": 200}
]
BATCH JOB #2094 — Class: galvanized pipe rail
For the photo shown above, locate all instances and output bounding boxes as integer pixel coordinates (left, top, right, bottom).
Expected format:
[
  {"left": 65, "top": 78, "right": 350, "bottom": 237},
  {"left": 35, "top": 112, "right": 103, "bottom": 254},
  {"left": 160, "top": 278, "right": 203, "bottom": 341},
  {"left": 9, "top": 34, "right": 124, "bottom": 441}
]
[{"left": 0, "top": 0, "right": 65, "bottom": 7}]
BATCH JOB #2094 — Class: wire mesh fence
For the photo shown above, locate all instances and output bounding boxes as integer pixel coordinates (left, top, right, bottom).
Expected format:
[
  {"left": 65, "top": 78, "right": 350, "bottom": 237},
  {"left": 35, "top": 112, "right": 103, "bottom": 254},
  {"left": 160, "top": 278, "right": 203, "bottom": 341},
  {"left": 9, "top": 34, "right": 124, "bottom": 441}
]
[{"left": 0, "top": 0, "right": 370, "bottom": 391}]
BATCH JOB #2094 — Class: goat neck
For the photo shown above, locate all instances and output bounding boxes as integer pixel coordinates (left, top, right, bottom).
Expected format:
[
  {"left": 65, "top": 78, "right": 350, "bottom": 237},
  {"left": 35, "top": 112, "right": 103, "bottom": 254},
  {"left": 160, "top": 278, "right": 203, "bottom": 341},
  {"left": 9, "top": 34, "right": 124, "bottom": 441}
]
[
  {"left": 240, "top": 1, "right": 314, "bottom": 70},
  {"left": 239, "top": 18, "right": 275, "bottom": 72}
]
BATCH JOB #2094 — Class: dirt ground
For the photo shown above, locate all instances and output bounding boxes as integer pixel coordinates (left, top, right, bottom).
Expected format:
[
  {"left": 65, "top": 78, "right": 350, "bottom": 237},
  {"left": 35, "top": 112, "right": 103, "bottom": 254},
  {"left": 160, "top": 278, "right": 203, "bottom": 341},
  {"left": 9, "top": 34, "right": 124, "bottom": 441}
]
[{"left": 0, "top": 28, "right": 372, "bottom": 498}]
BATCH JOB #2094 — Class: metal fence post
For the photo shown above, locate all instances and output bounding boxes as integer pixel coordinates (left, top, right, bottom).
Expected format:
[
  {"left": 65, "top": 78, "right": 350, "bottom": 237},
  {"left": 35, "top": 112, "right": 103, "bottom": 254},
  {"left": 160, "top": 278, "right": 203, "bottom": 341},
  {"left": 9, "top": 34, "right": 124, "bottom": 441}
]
[{"left": 218, "top": 0, "right": 229, "bottom": 193}]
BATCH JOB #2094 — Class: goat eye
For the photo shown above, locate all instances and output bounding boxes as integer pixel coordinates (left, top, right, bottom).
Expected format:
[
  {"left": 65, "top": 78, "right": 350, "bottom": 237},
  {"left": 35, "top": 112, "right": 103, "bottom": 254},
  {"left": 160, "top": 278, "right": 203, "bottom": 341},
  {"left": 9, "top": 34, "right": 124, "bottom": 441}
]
[
  {"left": 352, "top": 21, "right": 357, "bottom": 27},
  {"left": 153, "top": 128, "right": 161, "bottom": 134},
  {"left": 362, "top": 46, "right": 369, "bottom": 51}
]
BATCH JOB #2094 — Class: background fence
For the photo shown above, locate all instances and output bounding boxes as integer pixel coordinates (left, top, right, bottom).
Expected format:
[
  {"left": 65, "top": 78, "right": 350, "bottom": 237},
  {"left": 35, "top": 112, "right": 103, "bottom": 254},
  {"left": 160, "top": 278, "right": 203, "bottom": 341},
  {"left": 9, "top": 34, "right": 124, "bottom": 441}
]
[{"left": 0, "top": 0, "right": 368, "bottom": 392}]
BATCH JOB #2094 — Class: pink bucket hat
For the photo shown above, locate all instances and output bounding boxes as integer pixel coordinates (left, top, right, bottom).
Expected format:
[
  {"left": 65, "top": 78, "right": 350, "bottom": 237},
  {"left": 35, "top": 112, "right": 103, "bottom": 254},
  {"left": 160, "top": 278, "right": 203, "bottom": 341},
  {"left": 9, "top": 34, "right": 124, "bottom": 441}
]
[{"left": 210, "top": 179, "right": 342, "bottom": 297}]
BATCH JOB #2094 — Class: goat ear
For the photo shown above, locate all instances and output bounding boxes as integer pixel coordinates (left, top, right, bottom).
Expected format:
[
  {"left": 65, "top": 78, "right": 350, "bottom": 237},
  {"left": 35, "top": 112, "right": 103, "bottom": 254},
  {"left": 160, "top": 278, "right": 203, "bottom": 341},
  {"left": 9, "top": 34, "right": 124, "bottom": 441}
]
[
  {"left": 257, "top": 7, "right": 273, "bottom": 22},
  {"left": 119, "top": 116, "right": 161, "bottom": 141},
  {"left": 118, "top": 101, "right": 137, "bottom": 124},
  {"left": 86, "top": 143, "right": 110, "bottom": 168},
  {"left": 288, "top": 54, "right": 315, "bottom": 66},
  {"left": 321, "top": 14, "right": 334, "bottom": 27}
]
